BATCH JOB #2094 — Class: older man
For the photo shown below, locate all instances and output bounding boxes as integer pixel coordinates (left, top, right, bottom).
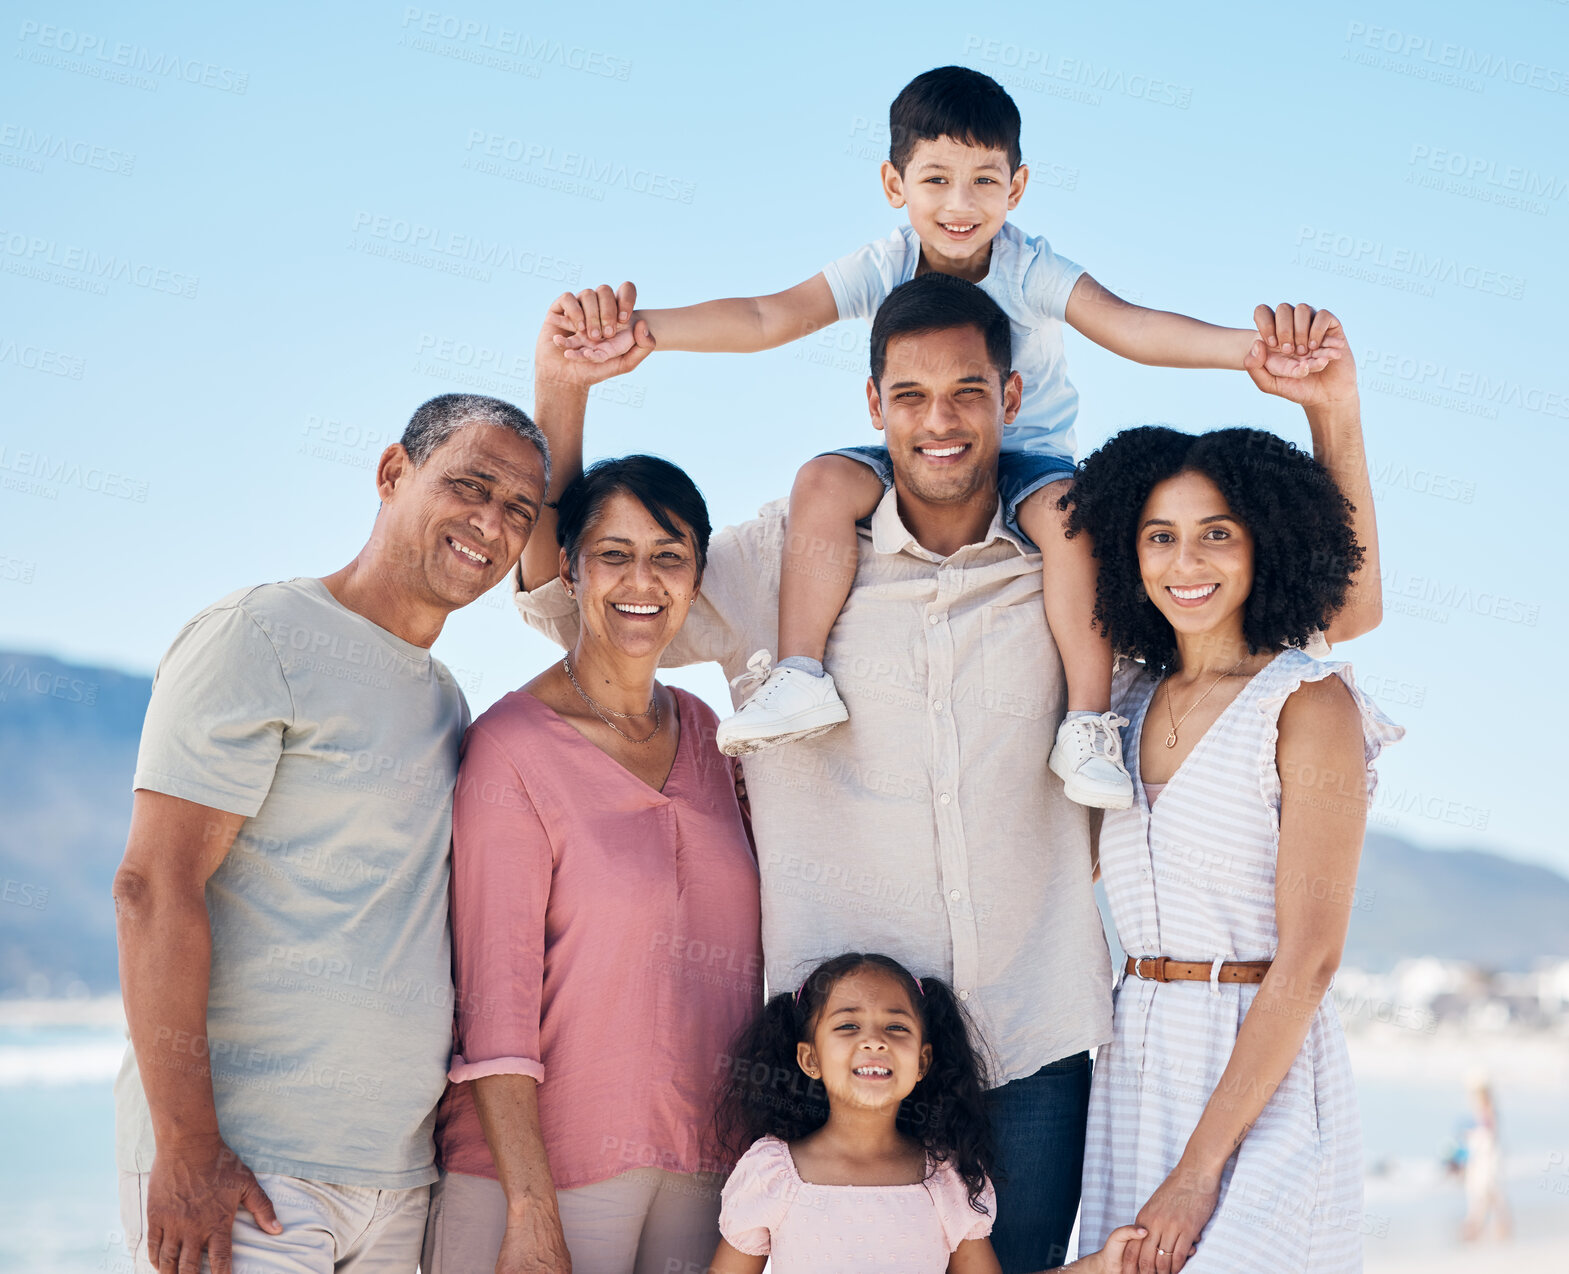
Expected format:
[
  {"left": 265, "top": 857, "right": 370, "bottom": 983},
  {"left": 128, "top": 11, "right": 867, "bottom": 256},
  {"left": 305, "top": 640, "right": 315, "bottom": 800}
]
[
  {"left": 111, "top": 384, "right": 636, "bottom": 1274},
  {"left": 515, "top": 275, "right": 1381, "bottom": 1271}
]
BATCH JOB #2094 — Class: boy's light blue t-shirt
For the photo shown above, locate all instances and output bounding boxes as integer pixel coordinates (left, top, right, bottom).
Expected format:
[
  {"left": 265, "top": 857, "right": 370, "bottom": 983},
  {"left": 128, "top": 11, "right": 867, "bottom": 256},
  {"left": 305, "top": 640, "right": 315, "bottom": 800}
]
[{"left": 823, "top": 221, "right": 1085, "bottom": 460}]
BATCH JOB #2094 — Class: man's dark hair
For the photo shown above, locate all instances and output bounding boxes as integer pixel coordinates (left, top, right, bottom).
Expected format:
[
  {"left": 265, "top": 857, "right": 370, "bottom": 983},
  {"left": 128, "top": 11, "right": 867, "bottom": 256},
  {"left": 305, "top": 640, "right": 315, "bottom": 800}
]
[
  {"left": 889, "top": 65, "right": 1023, "bottom": 174},
  {"left": 1060, "top": 426, "right": 1363, "bottom": 675},
  {"left": 869, "top": 273, "right": 1013, "bottom": 389},
  {"left": 401, "top": 394, "right": 549, "bottom": 486},
  {"left": 555, "top": 454, "right": 712, "bottom": 581}
]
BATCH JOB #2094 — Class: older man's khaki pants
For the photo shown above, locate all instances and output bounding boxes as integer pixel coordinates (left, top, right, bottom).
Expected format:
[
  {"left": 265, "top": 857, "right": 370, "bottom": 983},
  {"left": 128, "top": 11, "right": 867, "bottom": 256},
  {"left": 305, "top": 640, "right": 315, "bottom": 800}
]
[{"left": 118, "top": 1171, "right": 428, "bottom": 1273}]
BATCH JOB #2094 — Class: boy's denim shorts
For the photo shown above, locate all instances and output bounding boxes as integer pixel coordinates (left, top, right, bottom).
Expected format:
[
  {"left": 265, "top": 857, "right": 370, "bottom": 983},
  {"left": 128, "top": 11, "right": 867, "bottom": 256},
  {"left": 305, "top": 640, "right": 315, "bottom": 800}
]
[{"left": 825, "top": 444, "right": 1078, "bottom": 547}]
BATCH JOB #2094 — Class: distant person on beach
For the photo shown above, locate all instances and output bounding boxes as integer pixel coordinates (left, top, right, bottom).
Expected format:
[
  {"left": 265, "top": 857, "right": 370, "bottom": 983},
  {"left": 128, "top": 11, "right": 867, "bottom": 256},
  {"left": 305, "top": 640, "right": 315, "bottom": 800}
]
[
  {"left": 108, "top": 381, "right": 637, "bottom": 1274},
  {"left": 1460, "top": 1075, "right": 1512, "bottom": 1244}
]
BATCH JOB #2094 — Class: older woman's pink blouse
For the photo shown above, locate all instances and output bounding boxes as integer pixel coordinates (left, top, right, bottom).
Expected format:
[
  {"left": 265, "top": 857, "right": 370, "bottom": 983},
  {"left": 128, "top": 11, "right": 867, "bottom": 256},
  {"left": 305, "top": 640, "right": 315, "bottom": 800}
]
[{"left": 433, "top": 687, "right": 763, "bottom": 1189}]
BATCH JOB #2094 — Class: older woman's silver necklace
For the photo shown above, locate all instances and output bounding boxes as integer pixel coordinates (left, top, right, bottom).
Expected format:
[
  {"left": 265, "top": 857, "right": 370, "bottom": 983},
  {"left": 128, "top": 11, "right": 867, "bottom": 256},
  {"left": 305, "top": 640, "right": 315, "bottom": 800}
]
[{"left": 562, "top": 654, "right": 661, "bottom": 744}]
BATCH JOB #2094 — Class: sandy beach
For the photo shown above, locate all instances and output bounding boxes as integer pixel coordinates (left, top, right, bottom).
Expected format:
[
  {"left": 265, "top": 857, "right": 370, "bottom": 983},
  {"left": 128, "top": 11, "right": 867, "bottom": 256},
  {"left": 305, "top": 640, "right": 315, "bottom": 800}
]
[
  {"left": 1368, "top": 1235, "right": 1558, "bottom": 1274},
  {"left": 5, "top": 1003, "right": 1565, "bottom": 1272}
]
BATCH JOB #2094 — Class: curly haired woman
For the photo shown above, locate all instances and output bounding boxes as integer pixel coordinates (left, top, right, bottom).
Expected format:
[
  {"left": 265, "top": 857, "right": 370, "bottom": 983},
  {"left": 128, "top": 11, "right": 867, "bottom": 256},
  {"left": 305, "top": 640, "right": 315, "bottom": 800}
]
[{"left": 1065, "top": 395, "right": 1404, "bottom": 1273}]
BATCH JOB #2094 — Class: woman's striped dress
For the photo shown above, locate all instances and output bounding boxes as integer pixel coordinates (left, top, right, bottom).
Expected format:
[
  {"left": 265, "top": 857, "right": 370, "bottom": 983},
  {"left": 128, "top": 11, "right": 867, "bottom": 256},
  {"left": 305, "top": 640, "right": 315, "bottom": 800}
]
[{"left": 1080, "top": 647, "right": 1403, "bottom": 1272}]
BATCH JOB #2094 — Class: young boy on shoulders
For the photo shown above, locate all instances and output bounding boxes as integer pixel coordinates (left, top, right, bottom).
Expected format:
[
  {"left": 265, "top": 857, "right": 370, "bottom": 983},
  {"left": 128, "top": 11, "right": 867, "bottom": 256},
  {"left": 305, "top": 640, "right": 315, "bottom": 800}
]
[{"left": 551, "top": 64, "right": 1343, "bottom": 809}]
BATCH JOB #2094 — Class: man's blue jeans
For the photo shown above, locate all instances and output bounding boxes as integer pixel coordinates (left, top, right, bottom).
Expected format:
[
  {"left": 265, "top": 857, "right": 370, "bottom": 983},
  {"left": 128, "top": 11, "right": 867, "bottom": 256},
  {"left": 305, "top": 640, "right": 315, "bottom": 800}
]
[{"left": 985, "top": 1050, "right": 1093, "bottom": 1273}]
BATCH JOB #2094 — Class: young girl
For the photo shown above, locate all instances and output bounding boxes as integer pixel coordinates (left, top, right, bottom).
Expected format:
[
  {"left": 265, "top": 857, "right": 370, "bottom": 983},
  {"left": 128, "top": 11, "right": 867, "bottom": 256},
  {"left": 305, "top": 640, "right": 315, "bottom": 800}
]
[{"left": 706, "top": 952, "right": 1147, "bottom": 1273}]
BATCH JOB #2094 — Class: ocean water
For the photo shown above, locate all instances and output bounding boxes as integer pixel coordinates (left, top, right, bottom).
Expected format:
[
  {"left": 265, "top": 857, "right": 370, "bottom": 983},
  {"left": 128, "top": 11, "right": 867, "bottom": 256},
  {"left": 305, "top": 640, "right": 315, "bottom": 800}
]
[
  {"left": 0, "top": 1025, "right": 125, "bottom": 1274},
  {"left": 3, "top": 1023, "right": 1566, "bottom": 1272}
]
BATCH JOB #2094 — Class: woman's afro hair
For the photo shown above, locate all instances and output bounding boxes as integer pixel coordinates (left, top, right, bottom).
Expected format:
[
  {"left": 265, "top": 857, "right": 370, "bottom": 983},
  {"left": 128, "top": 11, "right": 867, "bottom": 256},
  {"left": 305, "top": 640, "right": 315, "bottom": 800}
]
[{"left": 1059, "top": 426, "right": 1362, "bottom": 673}]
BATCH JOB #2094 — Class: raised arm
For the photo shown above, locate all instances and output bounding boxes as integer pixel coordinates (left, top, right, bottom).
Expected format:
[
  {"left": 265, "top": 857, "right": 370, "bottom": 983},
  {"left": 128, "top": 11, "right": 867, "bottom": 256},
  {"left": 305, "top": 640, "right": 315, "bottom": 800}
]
[
  {"left": 549, "top": 273, "right": 839, "bottom": 360},
  {"left": 1064, "top": 274, "right": 1336, "bottom": 377},
  {"left": 519, "top": 305, "right": 657, "bottom": 590},
  {"left": 113, "top": 791, "right": 283, "bottom": 1273},
  {"left": 1243, "top": 306, "right": 1381, "bottom": 644},
  {"left": 520, "top": 295, "right": 773, "bottom": 670}
]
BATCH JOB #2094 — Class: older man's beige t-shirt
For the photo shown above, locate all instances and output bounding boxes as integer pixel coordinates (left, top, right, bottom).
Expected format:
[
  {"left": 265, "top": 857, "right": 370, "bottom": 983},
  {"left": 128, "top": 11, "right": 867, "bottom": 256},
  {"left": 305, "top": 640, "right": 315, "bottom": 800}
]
[
  {"left": 115, "top": 577, "right": 467, "bottom": 1187},
  {"left": 514, "top": 491, "right": 1112, "bottom": 1083}
]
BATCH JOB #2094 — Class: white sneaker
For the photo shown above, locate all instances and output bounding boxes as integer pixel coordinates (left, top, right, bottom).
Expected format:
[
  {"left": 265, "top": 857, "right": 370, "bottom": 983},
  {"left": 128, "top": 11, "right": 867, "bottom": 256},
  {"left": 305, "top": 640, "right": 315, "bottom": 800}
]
[
  {"left": 1049, "top": 711, "right": 1134, "bottom": 809},
  {"left": 716, "top": 651, "right": 850, "bottom": 757}
]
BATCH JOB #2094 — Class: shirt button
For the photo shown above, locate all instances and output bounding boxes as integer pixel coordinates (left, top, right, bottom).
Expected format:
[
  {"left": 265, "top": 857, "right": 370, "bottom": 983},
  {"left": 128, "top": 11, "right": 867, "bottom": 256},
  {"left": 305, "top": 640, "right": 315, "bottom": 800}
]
[
  {"left": 928, "top": 614, "right": 940, "bottom": 625},
  {"left": 958, "top": 989, "right": 971, "bottom": 1001},
  {"left": 949, "top": 889, "right": 961, "bottom": 900},
  {"left": 939, "top": 792, "right": 952, "bottom": 805},
  {"left": 931, "top": 700, "right": 944, "bottom": 712}
]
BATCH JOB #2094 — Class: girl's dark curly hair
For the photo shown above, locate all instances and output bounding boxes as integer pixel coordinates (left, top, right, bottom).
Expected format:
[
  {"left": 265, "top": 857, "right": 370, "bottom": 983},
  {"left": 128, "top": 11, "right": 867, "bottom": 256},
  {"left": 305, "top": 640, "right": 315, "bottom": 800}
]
[
  {"left": 714, "top": 953, "right": 997, "bottom": 1212},
  {"left": 1059, "top": 426, "right": 1362, "bottom": 674}
]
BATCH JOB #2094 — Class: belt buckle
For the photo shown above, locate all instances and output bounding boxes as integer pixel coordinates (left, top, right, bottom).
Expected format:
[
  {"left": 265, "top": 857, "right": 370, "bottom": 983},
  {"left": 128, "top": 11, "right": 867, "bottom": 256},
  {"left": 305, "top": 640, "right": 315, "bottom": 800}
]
[{"left": 1136, "top": 957, "right": 1167, "bottom": 983}]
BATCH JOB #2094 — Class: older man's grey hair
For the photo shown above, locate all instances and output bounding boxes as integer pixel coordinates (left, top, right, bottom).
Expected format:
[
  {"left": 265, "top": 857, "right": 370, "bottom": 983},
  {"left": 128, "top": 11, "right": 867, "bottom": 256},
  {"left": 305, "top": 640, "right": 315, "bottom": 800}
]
[{"left": 400, "top": 394, "right": 550, "bottom": 487}]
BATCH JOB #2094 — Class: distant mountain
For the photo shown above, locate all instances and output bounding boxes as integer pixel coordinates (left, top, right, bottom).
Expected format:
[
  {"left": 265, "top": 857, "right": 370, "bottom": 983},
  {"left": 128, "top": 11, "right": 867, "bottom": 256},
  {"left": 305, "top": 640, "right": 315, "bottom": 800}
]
[
  {"left": 0, "top": 650, "right": 150, "bottom": 995},
  {"left": 1094, "top": 831, "right": 1569, "bottom": 976},
  {"left": 2, "top": 649, "right": 1567, "bottom": 997},
  {"left": 1347, "top": 833, "right": 1569, "bottom": 972}
]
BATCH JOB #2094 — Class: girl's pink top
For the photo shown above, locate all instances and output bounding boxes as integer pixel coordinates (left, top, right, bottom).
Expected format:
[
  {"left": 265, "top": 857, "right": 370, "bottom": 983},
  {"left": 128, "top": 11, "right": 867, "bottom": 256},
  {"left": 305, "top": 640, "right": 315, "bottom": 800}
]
[
  {"left": 433, "top": 687, "right": 763, "bottom": 1189},
  {"left": 719, "top": 1136, "right": 996, "bottom": 1272}
]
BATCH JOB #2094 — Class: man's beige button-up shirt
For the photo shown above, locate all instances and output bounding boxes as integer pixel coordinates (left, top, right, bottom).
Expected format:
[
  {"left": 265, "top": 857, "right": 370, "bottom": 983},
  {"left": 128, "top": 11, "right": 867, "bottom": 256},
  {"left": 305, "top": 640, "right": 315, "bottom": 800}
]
[{"left": 513, "top": 487, "right": 1112, "bottom": 1084}]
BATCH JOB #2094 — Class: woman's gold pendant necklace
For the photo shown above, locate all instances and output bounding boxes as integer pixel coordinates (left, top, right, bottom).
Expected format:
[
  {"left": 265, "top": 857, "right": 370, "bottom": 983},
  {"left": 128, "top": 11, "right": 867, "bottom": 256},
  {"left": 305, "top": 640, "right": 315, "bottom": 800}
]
[{"left": 1163, "top": 655, "right": 1249, "bottom": 748}]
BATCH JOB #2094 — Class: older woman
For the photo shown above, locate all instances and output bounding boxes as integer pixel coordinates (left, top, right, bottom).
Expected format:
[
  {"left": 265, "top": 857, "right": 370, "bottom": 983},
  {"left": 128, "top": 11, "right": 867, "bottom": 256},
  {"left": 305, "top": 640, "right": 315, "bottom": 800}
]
[
  {"left": 1067, "top": 418, "right": 1403, "bottom": 1274},
  {"left": 423, "top": 455, "right": 763, "bottom": 1274}
]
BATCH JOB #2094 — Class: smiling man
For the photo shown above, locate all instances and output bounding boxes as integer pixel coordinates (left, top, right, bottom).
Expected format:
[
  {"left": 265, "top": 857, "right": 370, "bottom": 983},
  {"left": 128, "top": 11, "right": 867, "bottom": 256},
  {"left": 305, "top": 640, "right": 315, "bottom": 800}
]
[
  {"left": 111, "top": 394, "right": 550, "bottom": 1274},
  {"left": 515, "top": 273, "right": 1380, "bottom": 1269}
]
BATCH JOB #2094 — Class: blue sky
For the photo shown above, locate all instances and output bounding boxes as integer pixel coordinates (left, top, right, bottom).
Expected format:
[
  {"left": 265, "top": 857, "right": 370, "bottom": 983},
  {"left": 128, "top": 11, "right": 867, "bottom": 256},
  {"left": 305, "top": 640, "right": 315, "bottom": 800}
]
[{"left": 2, "top": 1, "right": 1562, "bottom": 871}]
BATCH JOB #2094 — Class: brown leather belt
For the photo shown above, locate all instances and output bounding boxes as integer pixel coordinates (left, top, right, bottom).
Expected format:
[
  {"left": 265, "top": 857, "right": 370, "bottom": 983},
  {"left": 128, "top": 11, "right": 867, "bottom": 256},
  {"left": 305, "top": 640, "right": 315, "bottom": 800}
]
[{"left": 1125, "top": 956, "right": 1272, "bottom": 984}]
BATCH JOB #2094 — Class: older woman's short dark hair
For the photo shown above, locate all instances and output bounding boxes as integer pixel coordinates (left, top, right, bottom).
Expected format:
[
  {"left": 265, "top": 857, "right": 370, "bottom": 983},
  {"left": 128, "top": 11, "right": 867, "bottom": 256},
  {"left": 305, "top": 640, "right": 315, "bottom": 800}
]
[
  {"left": 1060, "top": 426, "right": 1361, "bottom": 674},
  {"left": 555, "top": 454, "right": 712, "bottom": 581}
]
